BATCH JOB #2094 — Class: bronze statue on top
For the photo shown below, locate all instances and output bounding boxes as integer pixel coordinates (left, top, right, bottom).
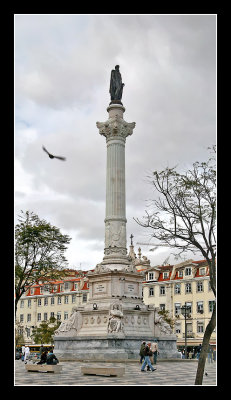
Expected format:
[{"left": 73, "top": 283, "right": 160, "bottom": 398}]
[{"left": 109, "top": 65, "right": 125, "bottom": 104}]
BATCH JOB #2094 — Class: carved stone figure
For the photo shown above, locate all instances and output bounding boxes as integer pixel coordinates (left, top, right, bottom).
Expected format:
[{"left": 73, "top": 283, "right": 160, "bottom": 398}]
[
  {"left": 54, "top": 308, "right": 82, "bottom": 336},
  {"left": 154, "top": 311, "right": 173, "bottom": 335},
  {"left": 107, "top": 303, "right": 124, "bottom": 333},
  {"left": 109, "top": 65, "right": 125, "bottom": 101}
]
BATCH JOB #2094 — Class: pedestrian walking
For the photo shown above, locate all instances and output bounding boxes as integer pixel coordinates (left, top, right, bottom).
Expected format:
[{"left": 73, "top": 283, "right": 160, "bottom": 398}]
[
  {"left": 141, "top": 342, "right": 156, "bottom": 372},
  {"left": 207, "top": 345, "right": 213, "bottom": 363},
  {"left": 46, "top": 348, "right": 59, "bottom": 365},
  {"left": 196, "top": 344, "right": 202, "bottom": 360},
  {"left": 24, "top": 345, "right": 30, "bottom": 364},
  {"left": 21, "top": 345, "right": 25, "bottom": 362},
  {"left": 139, "top": 341, "right": 146, "bottom": 364},
  {"left": 39, "top": 343, "right": 45, "bottom": 356},
  {"left": 151, "top": 341, "right": 159, "bottom": 365}
]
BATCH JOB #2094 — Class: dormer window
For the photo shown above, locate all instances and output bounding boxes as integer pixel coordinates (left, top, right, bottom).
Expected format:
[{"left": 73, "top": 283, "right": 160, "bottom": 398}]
[
  {"left": 199, "top": 267, "right": 206, "bottom": 276},
  {"left": 178, "top": 270, "right": 183, "bottom": 278},
  {"left": 185, "top": 267, "right": 192, "bottom": 276},
  {"left": 163, "top": 272, "right": 169, "bottom": 279},
  {"left": 64, "top": 282, "right": 69, "bottom": 291},
  {"left": 148, "top": 272, "right": 154, "bottom": 280}
]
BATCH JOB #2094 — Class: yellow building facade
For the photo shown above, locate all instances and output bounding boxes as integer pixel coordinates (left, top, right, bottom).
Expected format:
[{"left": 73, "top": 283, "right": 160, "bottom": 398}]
[
  {"left": 15, "top": 271, "right": 90, "bottom": 344},
  {"left": 142, "top": 259, "right": 216, "bottom": 350}
]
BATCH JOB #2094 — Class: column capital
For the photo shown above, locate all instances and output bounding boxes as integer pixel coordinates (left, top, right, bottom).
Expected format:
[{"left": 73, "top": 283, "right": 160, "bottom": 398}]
[{"left": 96, "top": 115, "right": 135, "bottom": 141}]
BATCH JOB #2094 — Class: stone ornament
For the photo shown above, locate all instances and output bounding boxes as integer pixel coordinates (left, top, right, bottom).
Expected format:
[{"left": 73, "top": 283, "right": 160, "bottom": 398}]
[
  {"left": 107, "top": 303, "right": 124, "bottom": 333},
  {"left": 54, "top": 308, "right": 82, "bottom": 336},
  {"left": 96, "top": 116, "right": 135, "bottom": 141},
  {"left": 154, "top": 310, "right": 173, "bottom": 335}
]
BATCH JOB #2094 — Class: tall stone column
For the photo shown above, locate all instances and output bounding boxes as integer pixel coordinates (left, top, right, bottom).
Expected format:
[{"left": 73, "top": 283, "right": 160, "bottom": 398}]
[{"left": 96, "top": 104, "right": 135, "bottom": 268}]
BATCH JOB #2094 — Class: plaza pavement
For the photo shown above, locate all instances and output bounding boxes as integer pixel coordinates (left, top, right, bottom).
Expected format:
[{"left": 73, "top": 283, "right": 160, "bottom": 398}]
[{"left": 14, "top": 359, "right": 216, "bottom": 386}]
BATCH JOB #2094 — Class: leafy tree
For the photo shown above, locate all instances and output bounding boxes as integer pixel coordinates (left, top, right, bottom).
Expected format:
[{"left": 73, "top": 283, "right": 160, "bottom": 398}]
[
  {"left": 135, "top": 147, "right": 216, "bottom": 385},
  {"left": 31, "top": 317, "right": 61, "bottom": 344},
  {"left": 15, "top": 210, "right": 71, "bottom": 314}
]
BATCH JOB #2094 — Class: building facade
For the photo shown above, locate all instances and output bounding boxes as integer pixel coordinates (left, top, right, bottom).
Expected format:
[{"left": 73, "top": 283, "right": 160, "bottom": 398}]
[
  {"left": 142, "top": 259, "right": 216, "bottom": 350},
  {"left": 16, "top": 270, "right": 90, "bottom": 344}
]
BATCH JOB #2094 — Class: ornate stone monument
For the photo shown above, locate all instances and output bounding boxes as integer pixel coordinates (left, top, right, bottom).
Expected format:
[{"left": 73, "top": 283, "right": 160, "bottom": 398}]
[{"left": 54, "top": 67, "right": 179, "bottom": 361}]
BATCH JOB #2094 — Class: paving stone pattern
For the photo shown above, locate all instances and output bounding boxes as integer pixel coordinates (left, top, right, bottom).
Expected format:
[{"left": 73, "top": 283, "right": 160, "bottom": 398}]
[{"left": 14, "top": 359, "right": 216, "bottom": 386}]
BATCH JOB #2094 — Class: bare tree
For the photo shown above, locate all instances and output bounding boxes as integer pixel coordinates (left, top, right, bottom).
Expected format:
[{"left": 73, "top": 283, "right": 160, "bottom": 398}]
[{"left": 135, "top": 147, "right": 216, "bottom": 385}]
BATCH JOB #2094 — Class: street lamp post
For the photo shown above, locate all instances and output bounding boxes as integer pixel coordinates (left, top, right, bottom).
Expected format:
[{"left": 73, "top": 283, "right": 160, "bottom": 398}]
[{"left": 181, "top": 303, "right": 191, "bottom": 359}]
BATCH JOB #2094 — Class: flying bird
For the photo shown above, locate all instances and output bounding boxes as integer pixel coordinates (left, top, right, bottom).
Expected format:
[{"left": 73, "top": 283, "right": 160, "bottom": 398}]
[{"left": 42, "top": 146, "right": 66, "bottom": 161}]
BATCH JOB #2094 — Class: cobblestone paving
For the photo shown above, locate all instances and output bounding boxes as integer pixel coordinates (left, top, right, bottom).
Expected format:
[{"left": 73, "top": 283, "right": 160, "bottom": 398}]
[{"left": 14, "top": 359, "right": 216, "bottom": 386}]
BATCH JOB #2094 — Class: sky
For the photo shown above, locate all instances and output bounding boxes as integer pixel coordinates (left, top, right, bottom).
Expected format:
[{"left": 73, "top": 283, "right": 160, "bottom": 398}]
[{"left": 14, "top": 14, "right": 216, "bottom": 270}]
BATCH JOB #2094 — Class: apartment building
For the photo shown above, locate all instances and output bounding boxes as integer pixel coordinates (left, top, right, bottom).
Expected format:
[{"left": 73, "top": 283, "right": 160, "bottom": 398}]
[
  {"left": 16, "top": 269, "right": 90, "bottom": 344},
  {"left": 142, "top": 259, "right": 216, "bottom": 350}
]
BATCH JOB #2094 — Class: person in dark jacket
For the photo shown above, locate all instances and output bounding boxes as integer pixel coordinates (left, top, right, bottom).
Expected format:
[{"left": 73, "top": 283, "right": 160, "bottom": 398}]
[
  {"left": 139, "top": 341, "right": 146, "bottom": 364},
  {"left": 37, "top": 350, "right": 48, "bottom": 364},
  {"left": 141, "top": 343, "right": 156, "bottom": 372},
  {"left": 46, "top": 349, "right": 59, "bottom": 365}
]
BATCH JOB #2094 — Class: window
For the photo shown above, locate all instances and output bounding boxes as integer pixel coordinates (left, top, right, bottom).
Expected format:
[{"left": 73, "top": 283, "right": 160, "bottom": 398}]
[
  {"left": 20, "top": 300, "right": 24, "bottom": 308},
  {"left": 20, "top": 314, "right": 24, "bottom": 322},
  {"left": 82, "top": 294, "right": 87, "bottom": 302},
  {"left": 27, "top": 314, "right": 31, "bottom": 322},
  {"left": 26, "top": 327, "right": 30, "bottom": 338},
  {"left": 197, "top": 281, "right": 203, "bottom": 292},
  {"left": 209, "top": 300, "right": 215, "bottom": 312},
  {"left": 149, "top": 272, "right": 154, "bottom": 280},
  {"left": 186, "top": 302, "right": 192, "bottom": 313},
  {"left": 199, "top": 267, "right": 206, "bottom": 276},
  {"left": 44, "top": 285, "right": 50, "bottom": 292},
  {"left": 175, "top": 303, "right": 181, "bottom": 316},
  {"left": 160, "top": 304, "right": 165, "bottom": 311},
  {"left": 44, "top": 297, "right": 48, "bottom": 306},
  {"left": 64, "top": 312, "right": 68, "bottom": 320},
  {"left": 197, "top": 322, "right": 204, "bottom": 333},
  {"left": 175, "top": 323, "right": 181, "bottom": 334},
  {"left": 149, "top": 287, "right": 154, "bottom": 296},
  {"left": 72, "top": 294, "right": 76, "bottom": 303},
  {"left": 185, "top": 283, "right": 192, "bottom": 293},
  {"left": 186, "top": 322, "right": 193, "bottom": 334},
  {"left": 197, "top": 301, "right": 204, "bottom": 314},
  {"left": 163, "top": 272, "right": 169, "bottom": 279},
  {"left": 37, "top": 313, "right": 41, "bottom": 322},
  {"left": 178, "top": 270, "right": 183, "bottom": 278},
  {"left": 185, "top": 267, "right": 191, "bottom": 276},
  {"left": 64, "top": 295, "right": 69, "bottom": 304},
  {"left": 174, "top": 283, "right": 181, "bottom": 294},
  {"left": 40, "top": 287, "right": 44, "bottom": 294},
  {"left": 58, "top": 296, "right": 62, "bottom": 305},
  {"left": 160, "top": 286, "right": 165, "bottom": 295},
  {"left": 30, "top": 288, "right": 34, "bottom": 295},
  {"left": 74, "top": 283, "right": 78, "bottom": 290},
  {"left": 28, "top": 299, "right": 31, "bottom": 308},
  {"left": 64, "top": 282, "right": 69, "bottom": 291},
  {"left": 51, "top": 297, "right": 55, "bottom": 305},
  {"left": 60, "top": 285, "right": 64, "bottom": 292},
  {"left": 50, "top": 312, "right": 55, "bottom": 319},
  {"left": 57, "top": 312, "right": 61, "bottom": 320},
  {"left": 44, "top": 312, "right": 48, "bottom": 321},
  {"left": 38, "top": 298, "right": 42, "bottom": 306}
]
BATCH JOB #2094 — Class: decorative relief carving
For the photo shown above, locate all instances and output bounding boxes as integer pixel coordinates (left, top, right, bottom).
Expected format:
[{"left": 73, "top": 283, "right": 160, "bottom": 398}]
[
  {"left": 107, "top": 302, "right": 124, "bottom": 333},
  {"left": 96, "top": 116, "right": 135, "bottom": 140},
  {"left": 54, "top": 308, "right": 82, "bottom": 336}
]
